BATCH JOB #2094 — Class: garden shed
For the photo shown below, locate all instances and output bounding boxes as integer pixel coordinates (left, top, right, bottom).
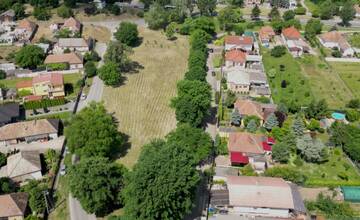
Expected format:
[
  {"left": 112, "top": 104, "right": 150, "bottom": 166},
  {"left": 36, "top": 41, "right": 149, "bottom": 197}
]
[{"left": 341, "top": 186, "right": 360, "bottom": 203}]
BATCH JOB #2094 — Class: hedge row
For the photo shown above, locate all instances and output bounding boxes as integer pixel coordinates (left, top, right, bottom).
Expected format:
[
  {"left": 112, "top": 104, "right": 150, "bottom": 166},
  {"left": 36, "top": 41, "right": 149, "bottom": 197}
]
[
  {"left": 24, "top": 98, "right": 66, "bottom": 110},
  {"left": 305, "top": 179, "right": 360, "bottom": 188}
]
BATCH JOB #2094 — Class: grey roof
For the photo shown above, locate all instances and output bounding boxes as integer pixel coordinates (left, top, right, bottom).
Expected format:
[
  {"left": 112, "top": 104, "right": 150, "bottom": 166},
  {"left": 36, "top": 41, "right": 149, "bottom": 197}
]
[
  {"left": 215, "top": 166, "right": 239, "bottom": 177},
  {"left": 252, "top": 86, "right": 271, "bottom": 96},
  {"left": 227, "top": 69, "right": 250, "bottom": 85},
  {"left": 249, "top": 71, "right": 267, "bottom": 84},
  {"left": 58, "top": 38, "right": 89, "bottom": 48},
  {"left": 211, "top": 189, "right": 230, "bottom": 206},
  {"left": 289, "top": 183, "right": 307, "bottom": 214},
  {"left": 0, "top": 151, "right": 41, "bottom": 179},
  {"left": 0, "top": 9, "right": 15, "bottom": 18},
  {"left": 0, "top": 103, "right": 20, "bottom": 124}
]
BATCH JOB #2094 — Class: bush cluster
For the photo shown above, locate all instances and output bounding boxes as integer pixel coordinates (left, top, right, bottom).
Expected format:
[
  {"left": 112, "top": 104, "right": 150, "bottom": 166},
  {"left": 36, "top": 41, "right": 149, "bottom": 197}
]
[{"left": 24, "top": 98, "right": 66, "bottom": 110}]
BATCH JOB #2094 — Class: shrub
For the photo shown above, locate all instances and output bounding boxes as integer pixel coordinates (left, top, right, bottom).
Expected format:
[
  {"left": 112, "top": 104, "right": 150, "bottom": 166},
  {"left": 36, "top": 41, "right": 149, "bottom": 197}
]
[
  {"left": 57, "top": 5, "right": 73, "bottom": 18},
  {"left": 332, "top": 48, "right": 342, "bottom": 57},
  {"left": 305, "top": 179, "right": 360, "bottom": 187},
  {"left": 271, "top": 46, "right": 287, "bottom": 57},
  {"left": 24, "top": 98, "right": 66, "bottom": 110},
  {"left": 294, "top": 157, "right": 304, "bottom": 167},
  {"left": 240, "top": 164, "right": 257, "bottom": 176},
  {"left": 46, "top": 63, "right": 69, "bottom": 71},
  {"left": 114, "top": 22, "right": 139, "bottom": 47},
  {"left": 345, "top": 109, "right": 359, "bottom": 122},
  {"left": 33, "top": 7, "right": 51, "bottom": 20},
  {"left": 264, "top": 166, "right": 307, "bottom": 185},
  {"left": 294, "top": 7, "right": 306, "bottom": 15}
]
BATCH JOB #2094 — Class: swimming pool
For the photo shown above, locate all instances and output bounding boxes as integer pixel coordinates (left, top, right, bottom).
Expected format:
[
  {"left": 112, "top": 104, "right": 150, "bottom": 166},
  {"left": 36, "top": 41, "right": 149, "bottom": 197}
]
[{"left": 332, "top": 112, "right": 346, "bottom": 120}]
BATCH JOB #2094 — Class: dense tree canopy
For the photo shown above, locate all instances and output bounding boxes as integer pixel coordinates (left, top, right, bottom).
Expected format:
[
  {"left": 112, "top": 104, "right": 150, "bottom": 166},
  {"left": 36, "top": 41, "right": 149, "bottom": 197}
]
[
  {"left": 145, "top": 3, "right": 169, "bottom": 30},
  {"left": 68, "top": 157, "right": 126, "bottom": 216},
  {"left": 98, "top": 62, "right": 122, "bottom": 86},
  {"left": 171, "top": 80, "right": 211, "bottom": 127},
  {"left": 197, "top": 0, "right": 216, "bottom": 16},
  {"left": 123, "top": 140, "right": 200, "bottom": 220},
  {"left": 304, "top": 19, "right": 323, "bottom": 41},
  {"left": 15, "top": 45, "right": 45, "bottom": 69},
  {"left": 296, "top": 135, "right": 328, "bottom": 163},
  {"left": 114, "top": 22, "right": 139, "bottom": 47},
  {"left": 272, "top": 142, "right": 290, "bottom": 163},
  {"left": 104, "top": 41, "right": 132, "bottom": 71},
  {"left": 65, "top": 102, "right": 124, "bottom": 158},
  {"left": 340, "top": 1, "right": 355, "bottom": 26},
  {"left": 166, "top": 123, "right": 212, "bottom": 164}
]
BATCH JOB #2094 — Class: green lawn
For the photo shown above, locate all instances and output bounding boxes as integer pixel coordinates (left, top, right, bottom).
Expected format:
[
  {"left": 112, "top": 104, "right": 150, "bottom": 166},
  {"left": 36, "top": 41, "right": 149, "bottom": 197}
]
[
  {"left": 296, "top": 148, "right": 360, "bottom": 187},
  {"left": 298, "top": 55, "right": 353, "bottom": 108},
  {"left": 304, "top": 0, "right": 319, "bottom": 14},
  {"left": 328, "top": 62, "right": 360, "bottom": 100},
  {"left": 212, "top": 54, "right": 223, "bottom": 68},
  {"left": 0, "top": 77, "right": 32, "bottom": 88},
  {"left": 262, "top": 50, "right": 313, "bottom": 107}
]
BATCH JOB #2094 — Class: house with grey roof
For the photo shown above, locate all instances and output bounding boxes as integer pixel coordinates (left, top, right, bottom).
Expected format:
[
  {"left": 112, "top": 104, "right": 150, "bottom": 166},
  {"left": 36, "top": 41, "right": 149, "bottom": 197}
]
[
  {"left": 0, "top": 151, "right": 42, "bottom": 182},
  {"left": 0, "top": 192, "right": 28, "bottom": 220},
  {"left": 0, "top": 103, "right": 20, "bottom": 126},
  {"left": 53, "top": 38, "right": 92, "bottom": 54}
]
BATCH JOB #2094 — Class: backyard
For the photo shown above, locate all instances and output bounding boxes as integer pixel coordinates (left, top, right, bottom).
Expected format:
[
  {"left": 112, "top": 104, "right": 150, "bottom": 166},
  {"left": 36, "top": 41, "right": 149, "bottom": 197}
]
[
  {"left": 298, "top": 55, "right": 353, "bottom": 108},
  {"left": 329, "top": 62, "right": 360, "bottom": 99},
  {"left": 262, "top": 50, "right": 313, "bottom": 108},
  {"left": 103, "top": 28, "right": 189, "bottom": 168}
]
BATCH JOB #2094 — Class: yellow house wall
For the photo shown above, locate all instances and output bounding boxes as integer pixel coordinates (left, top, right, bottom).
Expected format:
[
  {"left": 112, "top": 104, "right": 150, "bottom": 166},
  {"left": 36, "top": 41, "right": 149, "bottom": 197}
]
[{"left": 33, "top": 83, "right": 48, "bottom": 96}]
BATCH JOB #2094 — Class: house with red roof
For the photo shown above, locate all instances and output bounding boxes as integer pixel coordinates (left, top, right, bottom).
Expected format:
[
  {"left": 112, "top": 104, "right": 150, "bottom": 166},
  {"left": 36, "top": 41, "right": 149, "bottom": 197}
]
[
  {"left": 62, "top": 17, "right": 82, "bottom": 33},
  {"left": 16, "top": 73, "right": 65, "bottom": 100},
  {"left": 225, "top": 35, "right": 254, "bottom": 52},
  {"left": 228, "top": 132, "right": 275, "bottom": 171},
  {"left": 259, "top": 26, "right": 275, "bottom": 47},
  {"left": 281, "top": 26, "right": 309, "bottom": 57},
  {"left": 225, "top": 50, "right": 247, "bottom": 68}
]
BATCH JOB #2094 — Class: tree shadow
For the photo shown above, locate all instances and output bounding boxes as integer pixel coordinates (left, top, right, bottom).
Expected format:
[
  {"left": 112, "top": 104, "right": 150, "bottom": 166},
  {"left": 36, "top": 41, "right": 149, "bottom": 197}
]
[
  {"left": 202, "top": 106, "right": 217, "bottom": 128},
  {"left": 110, "top": 114, "right": 132, "bottom": 160},
  {"left": 64, "top": 83, "right": 74, "bottom": 96},
  {"left": 132, "top": 37, "right": 144, "bottom": 48},
  {"left": 126, "top": 61, "right": 144, "bottom": 74}
]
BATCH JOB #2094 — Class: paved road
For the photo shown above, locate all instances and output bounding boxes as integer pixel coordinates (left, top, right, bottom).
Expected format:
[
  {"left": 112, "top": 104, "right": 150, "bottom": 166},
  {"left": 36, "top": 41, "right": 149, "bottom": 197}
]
[{"left": 69, "top": 194, "right": 96, "bottom": 220}]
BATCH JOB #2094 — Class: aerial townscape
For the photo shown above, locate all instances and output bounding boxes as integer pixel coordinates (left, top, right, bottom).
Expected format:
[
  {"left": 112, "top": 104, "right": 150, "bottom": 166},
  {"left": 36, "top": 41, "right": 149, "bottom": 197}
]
[{"left": 1, "top": 0, "right": 360, "bottom": 219}]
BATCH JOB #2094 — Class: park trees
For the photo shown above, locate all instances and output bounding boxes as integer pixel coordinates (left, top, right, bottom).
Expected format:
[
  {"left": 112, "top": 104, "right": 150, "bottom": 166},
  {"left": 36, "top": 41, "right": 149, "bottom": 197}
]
[
  {"left": 185, "top": 65, "right": 207, "bottom": 81},
  {"left": 123, "top": 140, "right": 200, "bottom": 220},
  {"left": 68, "top": 157, "right": 127, "bottom": 216},
  {"left": 33, "top": 7, "right": 51, "bottom": 20},
  {"left": 166, "top": 123, "right": 212, "bottom": 164},
  {"left": 21, "top": 180, "right": 47, "bottom": 214},
  {"left": 340, "top": 1, "right": 355, "bottom": 26},
  {"left": 115, "top": 22, "right": 139, "bottom": 47},
  {"left": 98, "top": 62, "right": 122, "bottom": 86},
  {"left": 65, "top": 102, "right": 124, "bottom": 158},
  {"left": 15, "top": 45, "right": 45, "bottom": 69},
  {"left": 171, "top": 80, "right": 211, "bottom": 127},
  {"left": 104, "top": 41, "right": 132, "bottom": 71}
]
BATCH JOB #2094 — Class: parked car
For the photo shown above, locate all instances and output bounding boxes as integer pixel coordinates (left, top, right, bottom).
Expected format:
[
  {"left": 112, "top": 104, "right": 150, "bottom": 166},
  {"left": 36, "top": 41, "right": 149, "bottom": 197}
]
[
  {"left": 60, "top": 164, "right": 66, "bottom": 175},
  {"left": 81, "top": 93, "right": 87, "bottom": 100}
]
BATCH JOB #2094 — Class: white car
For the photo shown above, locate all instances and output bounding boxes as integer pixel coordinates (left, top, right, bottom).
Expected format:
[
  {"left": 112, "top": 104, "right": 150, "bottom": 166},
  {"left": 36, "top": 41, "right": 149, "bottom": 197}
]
[
  {"left": 60, "top": 164, "right": 66, "bottom": 175},
  {"left": 81, "top": 93, "right": 87, "bottom": 100}
]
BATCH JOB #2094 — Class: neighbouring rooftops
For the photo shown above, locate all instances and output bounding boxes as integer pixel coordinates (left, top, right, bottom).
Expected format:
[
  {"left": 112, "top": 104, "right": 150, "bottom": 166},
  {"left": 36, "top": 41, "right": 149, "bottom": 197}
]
[
  {"left": 32, "top": 73, "right": 64, "bottom": 86},
  {"left": 225, "top": 35, "right": 253, "bottom": 45},
  {"left": 0, "top": 192, "right": 28, "bottom": 218},
  {"left": 44, "top": 52, "right": 83, "bottom": 65},
  {"left": 58, "top": 38, "right": 89, "bottom": 48},
  {"left": 0, "top": 103, "right": 19, "bottom": 124},
  {"left": 225, "top": 50, "right": 247, "bottom": 64},
  {"left": 62, "top": 17, "right": 81, "bottom": 31},
  {"left": 282, "top": 26, "right": 301, "bottom": 40},
  {"left": 228, "top": 132, "right": 265, "bottom": 154},
  {"left": 0, "top": 151, "right": 41, "bottom": 179}
]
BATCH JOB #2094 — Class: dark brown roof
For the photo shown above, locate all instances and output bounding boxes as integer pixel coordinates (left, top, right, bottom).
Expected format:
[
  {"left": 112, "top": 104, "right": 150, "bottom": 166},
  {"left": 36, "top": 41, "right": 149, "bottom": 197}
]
[{"left": 0, "top": 103, "right": 19, "bottom": 124}]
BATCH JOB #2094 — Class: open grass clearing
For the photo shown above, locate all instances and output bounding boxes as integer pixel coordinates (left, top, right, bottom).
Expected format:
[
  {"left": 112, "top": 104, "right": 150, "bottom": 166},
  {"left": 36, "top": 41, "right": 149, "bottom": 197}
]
[
  {"left": 103, "top": 28, "right": 189, "bottom": 168},
  {"left": 329, "top": 62, "right": 360, "bottom": 99},
  {"left": 298, "top": 55, "right": 353, "bottom": 108},
  {"left": 82, "top": 24, "right": 111, "bottom": 43},
  {"left": 0, "top": 45, "right": 19, "bottom": 63},
  {"left": 0, "top": 77, "right": 32, "bottom": 88},
  {"left": 262, "top": 49, "right": 313, "bottom": 106}
]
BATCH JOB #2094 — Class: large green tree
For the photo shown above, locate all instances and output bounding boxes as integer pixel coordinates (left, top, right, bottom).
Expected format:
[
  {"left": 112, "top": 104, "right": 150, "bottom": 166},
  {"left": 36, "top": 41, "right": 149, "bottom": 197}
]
[
  {"left": 114, "top": 22, "right": 139, "bottom": 47},
  {"left": 123, "top": 140, "right": 200, "bottom": 220},
  {"left": 65, "top": 102, "right": 124, "bottom": 158},
  {"left": 196, "top": 0, "right": 216, "bottom": 16},
  {"left": 171, "top": 80, "right": 211, "bottom": 127},
  {"left": 15, "top": 45, "right": 45, "bottom": 69},
  {"left": 340, "top": 1, "right": 355, "bottom": 26},
  {"left": 145, "top": 3, "right": 169, "bottom": 30},
  {"left": 272, "top": 142, "right": 290, "bottom": 163},
  {"left": 217, "top": 7, "right": 242, "bottom": 31},
  {"left": 251, "top": 5, "right": 261, "bottom": 20},
  {"left": 296, "top": 135, "right": 328, "bottom": 163},
  {"left": 104, "top": 41, "right": 132, "bottom": 72},
  {"left": 68, "top": 157, "right": 126, "bottom": 216},
  {"left": 264, "top": 113, "right": 279, "bottom": 130},
  {"left": 98, "top": 62, "right": 122, "bottom": 86},
  {"left": 304, "top": 19, "right": 323, "bottom": 41},
  {"left": 166, "top": 123, "right": 212, "bottom": 164}
]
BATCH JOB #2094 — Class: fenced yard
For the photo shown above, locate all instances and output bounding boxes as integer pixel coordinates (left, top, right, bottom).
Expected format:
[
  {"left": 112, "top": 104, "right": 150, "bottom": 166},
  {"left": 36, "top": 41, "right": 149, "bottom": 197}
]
[
  {"left": 329, "top": 62, "right": 360, "bottom": 100},
  {"left": 103, "top": 28, "right": 189, "bottom": 168}
]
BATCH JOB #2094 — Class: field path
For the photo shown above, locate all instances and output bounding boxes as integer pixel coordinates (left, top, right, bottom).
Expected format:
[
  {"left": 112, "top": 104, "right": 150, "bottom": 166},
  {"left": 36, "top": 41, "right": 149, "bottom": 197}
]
[{"left": 103, "top": 28, "right": 189, "bottom": 167}]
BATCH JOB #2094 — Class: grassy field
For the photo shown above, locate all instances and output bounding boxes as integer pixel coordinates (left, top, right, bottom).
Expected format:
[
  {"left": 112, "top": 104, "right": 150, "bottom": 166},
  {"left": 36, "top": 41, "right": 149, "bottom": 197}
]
[
  {"left": 293, "top": 148, "right": 360, "bottom": 186},
  {"left": 82, "top": 24, "right": 111, "bottom": 43},
  {"left": 103, "top": 28, "right": 189, "bottom": 168},
  {"left": 298, "top": 55, "right": 353, "bottom": 108},
  {"left": 262, "top": 50, "right": 313, "bottom": 106},
  {"left": 329, "top": 62, "right": 360, "bottom": 99}
]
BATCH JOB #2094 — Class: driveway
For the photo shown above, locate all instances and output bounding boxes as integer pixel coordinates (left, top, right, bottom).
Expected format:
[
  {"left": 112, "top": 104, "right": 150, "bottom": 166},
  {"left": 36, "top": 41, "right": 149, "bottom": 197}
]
[
  {"left": 0, "top": 136, "right": 65, "bottom": 154},
  {"left": 69, "top": 194, "right": 96, "bottom": 220}
]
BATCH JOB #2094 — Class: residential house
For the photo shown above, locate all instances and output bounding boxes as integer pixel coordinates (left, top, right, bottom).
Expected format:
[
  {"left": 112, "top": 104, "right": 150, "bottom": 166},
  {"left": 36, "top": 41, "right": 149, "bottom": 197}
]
[
  {"left": 44, "top": 52, "right": 83, "bottom": 70},
  {"left": 0, "top": 192, "right": 29, "bottom": 220},
  {"left": 318, "top": 31, "right": 355, "bottom": 57},
  {"left": 282, "top": 26, "right": 309, "bottom": 57},
  {"left": 62, "top": 17, "right": 82, "bottom": 33},
  {"left": 234, "top": 99, "right": 277, "bottom": 124},
  {"left": 0, "top": 118, "right": 59, "bottom": 146},
  {"left": 226, "top": 69, "right": 268, "bottom": 95},
  {"left": 15, "top": 19, "right": 37, "bottom": 43},
  {"left": 210, "top": 176, "right": 306, "bottom": 219},
  {"left": 228, "top": 132, "right": 274, "bottom": 170},
  {"left": 0, "top": 63, "right": 16, "bottom": 76},
  {"left": 259, "top": 26, "right": 275, "bottom": 47},
  {"left": 53, "top": 38, "right": 91, "bottom": 54},
  {"left": 16, "top": 73, "right": 65, "bottom": 99},
  {"left": 224, "top": 35, "right": 253, "bottom": 52},
  {"left": 0, "top": 103, "right": 20, "bottom": 126},
  {"left": 225, "top": 50, "right": 247, "bottom": 68},
  {"left": 0, "top": 151, "right": 42, "bottom": 182},
  {"left": 0, "top": 9, "right": 15, "bottom": 24}
]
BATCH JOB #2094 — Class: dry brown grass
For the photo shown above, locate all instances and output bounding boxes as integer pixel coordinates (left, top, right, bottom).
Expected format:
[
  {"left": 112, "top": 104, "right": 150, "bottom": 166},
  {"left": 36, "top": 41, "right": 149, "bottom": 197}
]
[
  {"left": 0, "top": 46, "right": 19, "bottom": 63},
  {"left": 82, "top": 25, "right": 111, "bottom": 43},
  {"left": 103, "top": 28, "right": 189, "bottom": 168}
]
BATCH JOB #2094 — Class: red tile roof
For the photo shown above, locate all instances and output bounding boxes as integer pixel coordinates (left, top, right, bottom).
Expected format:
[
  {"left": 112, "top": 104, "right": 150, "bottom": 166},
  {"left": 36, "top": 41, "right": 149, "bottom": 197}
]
[
  {"left": 63, "top": 17, "right": 81, "bottom": 32},
  {"left": 259, "top": 26, "right": 275, "bottom": 40},
  {"left": 282, "top": 26, "right": 301, "bottom": 40},
  {"left": 17, "top": 19, "right": 37, "bottom": 32},
  {"left": 16, "top": 80, "right": 32, "bottom": 89},
  {"left": 228, "top": 132, "right": 265, "bottom": 154},
  {"left": 225, "top": 36, "right": 253, "bottom": 45},
  {"left": 262, "top": 142, "right": 272, "bottom": 151},
  {"left": 230, "top": 152, "right": 249, "bottom": 164},
  {"left": 267, "top": 137, "right": 275, "bottom": 144},
  {"left": 33, "top": 73, "right": 63, "bottom": 86},
  {"left": 24, "top": 95, "right": 42, "bottom": 101},
  {"left": 225, "top": 50, "right": 246, "bottom": 64}
]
